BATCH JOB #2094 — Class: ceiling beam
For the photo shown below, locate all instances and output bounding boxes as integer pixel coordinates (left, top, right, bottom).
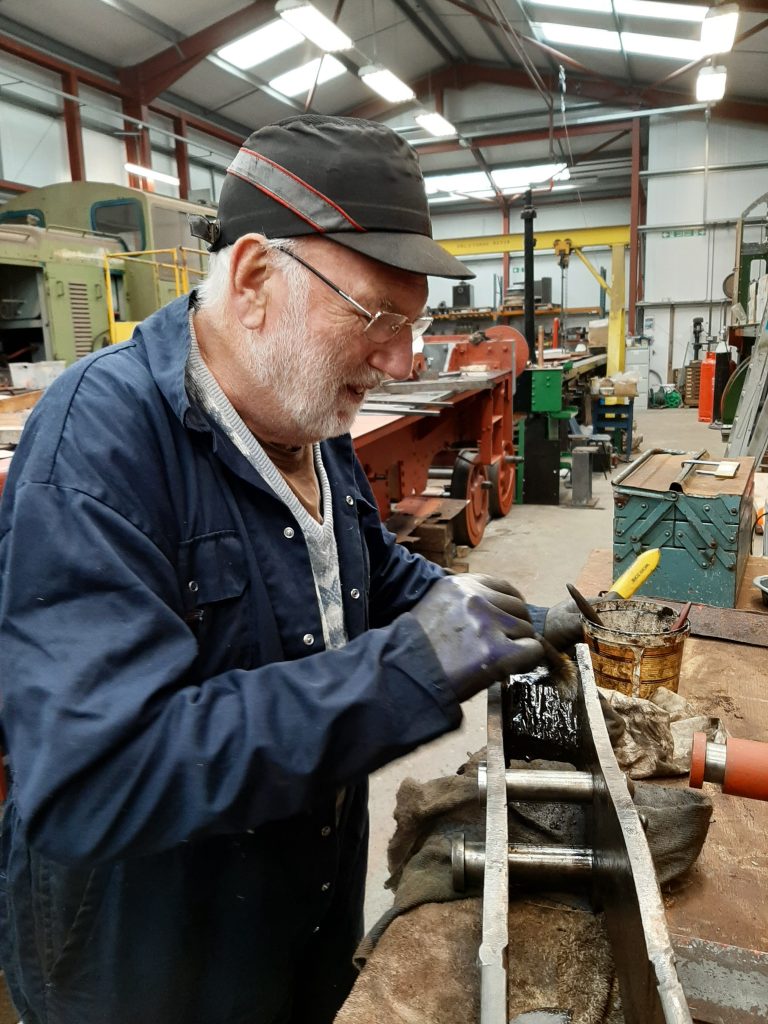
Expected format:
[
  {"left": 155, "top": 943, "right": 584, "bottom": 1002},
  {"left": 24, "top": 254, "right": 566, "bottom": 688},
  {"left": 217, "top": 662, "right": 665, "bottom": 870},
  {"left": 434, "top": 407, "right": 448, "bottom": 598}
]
[
  {"left": 343, "top": 60, "right": 767, "bottom": 130},
  {"left": 388, "top": 0, "right": 459, "bottom": 65},
  {"left": 118, "top": 1, "right": 278, "bottom": 104},
  {"left": 415, "top": 119, "right": 633, "bottom": 157}
]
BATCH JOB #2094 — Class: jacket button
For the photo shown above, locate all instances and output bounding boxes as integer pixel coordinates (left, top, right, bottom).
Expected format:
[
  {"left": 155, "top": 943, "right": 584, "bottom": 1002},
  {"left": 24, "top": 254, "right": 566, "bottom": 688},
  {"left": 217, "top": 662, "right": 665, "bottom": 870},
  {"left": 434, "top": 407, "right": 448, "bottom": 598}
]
[
  {"left": 321, "top": 881, "right": 331, "bottom": 892},
  {"left": 320, "top": 825, "right": 331, "bottom": 837},
  {"left": 284, "top": 527, "right": 295, "bottom": 539},
  {"left": 188, "top": 580, "right": 199, "bottom": 593},
  {"left": 350, "top": 588, "right": 360, "bottom": 600},
  {"left": 303, "top": 633, "right": 315, "bottom": 646},
  {"left": 345, "top": 494, "right": 354, "bottom": 506}
]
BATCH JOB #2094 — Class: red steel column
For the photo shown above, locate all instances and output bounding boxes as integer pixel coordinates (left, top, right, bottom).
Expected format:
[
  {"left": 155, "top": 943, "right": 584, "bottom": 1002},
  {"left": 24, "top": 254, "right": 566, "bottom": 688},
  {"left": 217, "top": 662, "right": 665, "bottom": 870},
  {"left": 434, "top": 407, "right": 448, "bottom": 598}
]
[
  {"left": 123, "top": 99, "right": 154, "bottom": 192},
  {"left": 173, "top": 116, "right": 190, "bottom": 200},
  {"left": 62, "top": 71, "right": 86, "bottom": 181}
]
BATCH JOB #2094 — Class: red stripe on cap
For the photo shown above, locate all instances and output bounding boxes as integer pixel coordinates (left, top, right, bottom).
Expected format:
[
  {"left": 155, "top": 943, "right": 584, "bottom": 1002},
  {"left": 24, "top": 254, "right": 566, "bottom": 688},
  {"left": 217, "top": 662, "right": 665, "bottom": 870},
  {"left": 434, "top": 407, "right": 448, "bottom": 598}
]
[
  {"left": 240, "top": 147, "right": 366, "bottom": 232},
  {"left": 227, "top": 170, "right": 326, "bottom": 233}
]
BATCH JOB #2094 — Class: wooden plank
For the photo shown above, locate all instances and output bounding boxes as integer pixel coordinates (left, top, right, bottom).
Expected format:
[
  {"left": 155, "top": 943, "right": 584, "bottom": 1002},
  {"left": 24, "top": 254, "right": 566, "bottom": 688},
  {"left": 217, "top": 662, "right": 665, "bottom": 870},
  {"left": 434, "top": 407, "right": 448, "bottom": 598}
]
[{"left": 0, "top": 389, "right": 43, "bottom": 413}]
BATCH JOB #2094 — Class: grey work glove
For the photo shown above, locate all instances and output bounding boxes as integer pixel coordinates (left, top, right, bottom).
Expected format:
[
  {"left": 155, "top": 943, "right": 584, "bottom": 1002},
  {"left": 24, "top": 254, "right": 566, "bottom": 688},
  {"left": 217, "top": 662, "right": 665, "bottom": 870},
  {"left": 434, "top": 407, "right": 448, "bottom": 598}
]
[
  {"left": 543, "top": 596, "right": 589, "bottom": 651},
  {"left": 410, "top": 574, "right": 545, "bottom": 705}
]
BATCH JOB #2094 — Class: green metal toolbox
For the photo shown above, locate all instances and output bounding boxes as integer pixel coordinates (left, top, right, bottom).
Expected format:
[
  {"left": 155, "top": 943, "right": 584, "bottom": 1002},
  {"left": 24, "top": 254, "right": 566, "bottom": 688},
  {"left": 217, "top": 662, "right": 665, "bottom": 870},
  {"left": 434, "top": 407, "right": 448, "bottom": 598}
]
[{"left": 612, "top": 448, "right": 756, "bottom": 608}]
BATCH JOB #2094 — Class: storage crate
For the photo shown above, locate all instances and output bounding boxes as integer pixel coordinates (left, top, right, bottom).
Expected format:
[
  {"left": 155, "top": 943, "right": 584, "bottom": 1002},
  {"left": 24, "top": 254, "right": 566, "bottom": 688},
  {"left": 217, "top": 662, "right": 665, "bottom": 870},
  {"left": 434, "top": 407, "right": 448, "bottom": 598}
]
[{"left": 612, "top": 450, "right": 755, "bottom": 608}]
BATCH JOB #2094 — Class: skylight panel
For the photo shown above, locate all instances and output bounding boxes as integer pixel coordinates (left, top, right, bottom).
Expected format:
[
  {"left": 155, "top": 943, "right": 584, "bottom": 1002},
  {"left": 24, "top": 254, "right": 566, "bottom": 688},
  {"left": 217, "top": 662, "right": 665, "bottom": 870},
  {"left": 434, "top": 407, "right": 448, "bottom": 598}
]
[
  {"left": 536, "top": 23, "right": 622, "bottom": 50},
  {"left": 217, "top": 19, "right": 303, "bottom": 70},
  {"left": 527, "top": 0, "right": 612, "bottom": 12},
  {"left": 269, "top": 56, "right": 346, "bottom": 97},
  {"left": 622, "top": 31, "right": 703, "bottom": 60},
  {"left": 614, "top": 1, "right": 707, "bottom": 21}
]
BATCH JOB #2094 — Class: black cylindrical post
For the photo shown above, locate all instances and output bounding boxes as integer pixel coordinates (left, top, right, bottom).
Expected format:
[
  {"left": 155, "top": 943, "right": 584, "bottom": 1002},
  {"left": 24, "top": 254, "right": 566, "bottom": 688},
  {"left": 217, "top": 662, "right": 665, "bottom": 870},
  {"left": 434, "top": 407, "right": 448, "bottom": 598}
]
[{"left": 521, "top": 189, "right": 537, "bottom": 361}]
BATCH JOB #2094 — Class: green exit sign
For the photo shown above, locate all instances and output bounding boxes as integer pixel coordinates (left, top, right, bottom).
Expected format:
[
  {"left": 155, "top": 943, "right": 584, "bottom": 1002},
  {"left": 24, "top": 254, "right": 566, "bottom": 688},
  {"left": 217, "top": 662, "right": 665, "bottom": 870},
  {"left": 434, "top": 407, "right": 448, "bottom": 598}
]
[{"left": 661, "top": 229, "right": 707, "bottom": 239}]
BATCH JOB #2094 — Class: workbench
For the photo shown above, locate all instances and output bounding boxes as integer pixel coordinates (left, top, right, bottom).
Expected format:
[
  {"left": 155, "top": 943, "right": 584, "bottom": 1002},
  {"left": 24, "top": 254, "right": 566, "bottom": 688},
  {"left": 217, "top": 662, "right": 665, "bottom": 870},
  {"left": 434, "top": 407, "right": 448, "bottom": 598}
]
[
  {"left": 339, "top": 550, "right": 768, "bottom": 1024},
  {"left": 577, "top": 549, "right": 768, "bottom": 1024}
]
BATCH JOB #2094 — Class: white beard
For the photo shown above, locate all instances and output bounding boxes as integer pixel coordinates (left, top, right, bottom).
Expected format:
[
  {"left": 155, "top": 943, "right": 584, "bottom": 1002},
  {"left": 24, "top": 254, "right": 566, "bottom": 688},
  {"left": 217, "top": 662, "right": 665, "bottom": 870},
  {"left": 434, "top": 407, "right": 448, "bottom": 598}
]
[{"left": 237, "top": 286, "right": 385, "bottom": 443}]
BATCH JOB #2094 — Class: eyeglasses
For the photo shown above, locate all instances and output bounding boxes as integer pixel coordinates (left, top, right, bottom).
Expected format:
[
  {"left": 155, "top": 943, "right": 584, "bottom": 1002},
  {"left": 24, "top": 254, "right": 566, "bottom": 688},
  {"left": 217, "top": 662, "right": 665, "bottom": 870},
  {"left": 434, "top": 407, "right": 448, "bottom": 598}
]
[{"left": 281, "top": 249, "right": 433, "bottom": 346}]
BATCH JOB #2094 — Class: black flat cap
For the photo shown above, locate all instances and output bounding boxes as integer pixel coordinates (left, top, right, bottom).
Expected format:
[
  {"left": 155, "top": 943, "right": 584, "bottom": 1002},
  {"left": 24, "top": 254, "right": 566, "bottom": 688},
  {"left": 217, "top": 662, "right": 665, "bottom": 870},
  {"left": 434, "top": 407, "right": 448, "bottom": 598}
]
[{"left": 190, "top": 114, "right": 473, "bottom": 280}]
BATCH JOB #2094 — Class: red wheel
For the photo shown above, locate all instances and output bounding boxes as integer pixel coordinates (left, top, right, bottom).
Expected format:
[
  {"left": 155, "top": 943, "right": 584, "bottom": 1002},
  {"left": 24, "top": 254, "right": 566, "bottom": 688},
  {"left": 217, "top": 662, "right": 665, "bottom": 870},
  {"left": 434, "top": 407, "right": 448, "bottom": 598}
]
[
  {"left": 450, "top": 449, "right": 489, "bottom": 547},
  {"left": 488, "top": 442, "right": 515, "bottom": 518}
]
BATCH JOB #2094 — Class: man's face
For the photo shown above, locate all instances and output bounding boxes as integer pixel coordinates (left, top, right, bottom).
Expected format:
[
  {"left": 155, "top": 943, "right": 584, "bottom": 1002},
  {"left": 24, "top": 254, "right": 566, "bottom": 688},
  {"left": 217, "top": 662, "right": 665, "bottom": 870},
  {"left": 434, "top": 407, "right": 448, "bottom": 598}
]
[{"left": 238, "top": 238, "right": 429, "bottom": 445}]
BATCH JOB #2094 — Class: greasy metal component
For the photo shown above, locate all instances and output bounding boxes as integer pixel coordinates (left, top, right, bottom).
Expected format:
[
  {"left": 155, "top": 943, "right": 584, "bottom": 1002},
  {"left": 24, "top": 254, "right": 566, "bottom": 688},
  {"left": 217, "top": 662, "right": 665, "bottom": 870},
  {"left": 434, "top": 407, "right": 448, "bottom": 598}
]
[
  {"left": 450, "top": 449, "right": 489, "bottom": 547},
  {"left": 454, "top": 838, "right": 594, "bottom": 888},
  {"left": 504, "top": 769, "right": 594, "bottom": 803},
  {"left": 671, "top": 934, "right": 768, "bottom": 1024},
  {"left": 479, "top": 682, "right": 510, "bottom": 1022},
  {"left": 503, "top": 667, "right": 579, "bottom": 761},
  {"left": 574, "top": 645, "right": 692, "bottom": 1023}
]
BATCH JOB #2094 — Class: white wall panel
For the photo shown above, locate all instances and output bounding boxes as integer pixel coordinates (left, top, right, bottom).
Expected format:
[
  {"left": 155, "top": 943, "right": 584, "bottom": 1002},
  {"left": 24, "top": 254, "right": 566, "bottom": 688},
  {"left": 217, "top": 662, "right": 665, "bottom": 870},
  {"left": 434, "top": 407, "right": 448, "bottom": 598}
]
[
  {"left": 83, "top": 128, "right": 128, "bottom": 186},
  {"left": 642, "top": 113, "right": 768, "bottom": 384},
  {"left": 0, "top": 101, "right": 69, "bottom": 186}
]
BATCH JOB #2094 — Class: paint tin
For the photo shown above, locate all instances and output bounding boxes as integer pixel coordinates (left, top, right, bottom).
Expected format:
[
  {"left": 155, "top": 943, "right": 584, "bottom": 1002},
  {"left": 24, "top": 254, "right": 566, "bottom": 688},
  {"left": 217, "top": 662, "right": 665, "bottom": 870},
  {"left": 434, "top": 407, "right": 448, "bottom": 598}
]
[{"left": 581, "top": 599, "right": 690, "bottom": 700}]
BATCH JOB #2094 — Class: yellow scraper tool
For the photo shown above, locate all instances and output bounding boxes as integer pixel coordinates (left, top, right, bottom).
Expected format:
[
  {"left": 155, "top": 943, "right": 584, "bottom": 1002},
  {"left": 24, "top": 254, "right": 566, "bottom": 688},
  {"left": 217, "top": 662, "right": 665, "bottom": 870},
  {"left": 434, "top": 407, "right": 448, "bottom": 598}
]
[{"left": 606, "top": 548, "right": 661, "bottom": 599}]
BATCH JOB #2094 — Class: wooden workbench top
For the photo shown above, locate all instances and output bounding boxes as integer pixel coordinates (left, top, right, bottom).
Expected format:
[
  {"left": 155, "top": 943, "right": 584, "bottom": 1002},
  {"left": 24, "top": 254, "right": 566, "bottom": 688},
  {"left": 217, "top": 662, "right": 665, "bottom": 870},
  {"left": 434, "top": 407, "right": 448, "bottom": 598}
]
[{"left": 577, "top": 549, "right": 768, "bottom": 961}]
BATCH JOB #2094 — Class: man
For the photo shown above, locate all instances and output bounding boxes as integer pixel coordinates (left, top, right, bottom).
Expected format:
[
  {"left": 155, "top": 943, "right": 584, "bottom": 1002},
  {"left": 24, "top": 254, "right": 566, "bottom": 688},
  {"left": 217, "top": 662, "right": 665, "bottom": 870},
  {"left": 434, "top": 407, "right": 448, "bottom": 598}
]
[{"left": 0, "top": 115, "right": 579, "bottom": 1024}]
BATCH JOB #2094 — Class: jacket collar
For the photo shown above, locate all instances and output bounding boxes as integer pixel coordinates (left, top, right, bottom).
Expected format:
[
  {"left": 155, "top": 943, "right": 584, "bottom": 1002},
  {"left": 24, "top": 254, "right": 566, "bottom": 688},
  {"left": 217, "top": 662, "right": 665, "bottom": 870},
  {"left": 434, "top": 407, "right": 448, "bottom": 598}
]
[{"left": 136, "top": 293, "right": 209, "bottom": 432}]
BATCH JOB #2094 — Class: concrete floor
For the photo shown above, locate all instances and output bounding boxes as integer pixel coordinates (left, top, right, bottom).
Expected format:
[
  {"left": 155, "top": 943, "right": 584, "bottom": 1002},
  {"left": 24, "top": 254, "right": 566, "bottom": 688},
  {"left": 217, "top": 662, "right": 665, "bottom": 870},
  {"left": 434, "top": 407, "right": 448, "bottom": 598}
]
[{"left": 364, "top": 406, "right": 726, "bottom": 929}]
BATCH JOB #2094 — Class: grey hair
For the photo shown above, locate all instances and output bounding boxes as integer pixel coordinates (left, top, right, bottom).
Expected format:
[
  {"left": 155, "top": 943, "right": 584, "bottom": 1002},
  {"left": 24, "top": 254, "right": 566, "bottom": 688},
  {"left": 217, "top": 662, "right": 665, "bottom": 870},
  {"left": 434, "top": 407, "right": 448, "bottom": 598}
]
[{"left": 196, "top": 236, "right": 305, "bottom": 312}]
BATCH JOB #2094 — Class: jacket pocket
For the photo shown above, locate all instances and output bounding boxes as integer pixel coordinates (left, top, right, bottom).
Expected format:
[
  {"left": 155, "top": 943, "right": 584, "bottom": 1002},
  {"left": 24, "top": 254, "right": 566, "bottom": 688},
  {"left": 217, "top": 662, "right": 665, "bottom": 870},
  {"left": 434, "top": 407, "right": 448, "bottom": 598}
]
[
  {"left": 30, "top": 850, "right": 109, "bottom": 986},
  {"left": 177, "top": 532, "right": 252, "bottom": 670}
]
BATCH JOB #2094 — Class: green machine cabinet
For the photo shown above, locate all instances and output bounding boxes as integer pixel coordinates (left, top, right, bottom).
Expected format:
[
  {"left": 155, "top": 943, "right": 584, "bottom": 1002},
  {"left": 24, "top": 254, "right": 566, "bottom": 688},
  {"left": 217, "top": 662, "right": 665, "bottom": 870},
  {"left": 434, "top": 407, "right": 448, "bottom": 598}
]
[
  {"left": 612, "top": 449, "right": 755, "bottom": 608},
  {"left": 515, "top": 367, "right": 563, "bottom": 413}
]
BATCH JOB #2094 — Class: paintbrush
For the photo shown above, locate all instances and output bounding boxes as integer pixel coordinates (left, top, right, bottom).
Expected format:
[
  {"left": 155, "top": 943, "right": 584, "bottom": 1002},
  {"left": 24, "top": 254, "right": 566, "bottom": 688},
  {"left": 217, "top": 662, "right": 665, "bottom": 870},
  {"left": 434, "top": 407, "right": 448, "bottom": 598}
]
[{"left": 536, "top": 631, "right": 579, "bottom": 701}]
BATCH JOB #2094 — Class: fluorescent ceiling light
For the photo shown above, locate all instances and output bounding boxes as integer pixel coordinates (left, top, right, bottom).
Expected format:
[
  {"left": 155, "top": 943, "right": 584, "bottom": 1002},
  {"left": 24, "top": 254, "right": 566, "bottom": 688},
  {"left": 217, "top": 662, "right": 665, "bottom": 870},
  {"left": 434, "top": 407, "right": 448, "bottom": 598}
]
[
  {"left": 701, "top": 2, "right": 739, "bottom": 55},
  {"left": 217, "top": 19, "right": 303, "bottom": 69},
  {"left": 358, "top": 65, "right": 415, "bottom": 103},
  {"left": 415, "top": 112, "right": 457, "bottom": 137},
  {"left": 269, "top": 55, "right": 345, "bottom": 97},
  {"left": 536, "top": 23, "right": 621, "bottom": 51},
  {"left": 275, "top": 0, "right": 353, "bottom": 51},
  {"left": 622, "top": 31, "right": 703, "bottom": 60},
  {"left": 124, "top": 163, "right": 179, "bottom": 186},
  {"left": 614, "top": 0, "right": 707, "bottom": 21},
  {"left": 696, "top": 64, "right": 727, "bottom": 101}
]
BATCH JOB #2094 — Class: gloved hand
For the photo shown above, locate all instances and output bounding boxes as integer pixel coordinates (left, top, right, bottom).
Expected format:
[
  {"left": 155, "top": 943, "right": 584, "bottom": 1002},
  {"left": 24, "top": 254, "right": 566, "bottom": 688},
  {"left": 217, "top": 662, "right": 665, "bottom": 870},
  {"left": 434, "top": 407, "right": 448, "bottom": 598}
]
[
  {"left": 410, "top": 573, "right": 544, "bottom": 704},
  {"left": 543, "top": 596, "right": 589, "bottom": 651}
]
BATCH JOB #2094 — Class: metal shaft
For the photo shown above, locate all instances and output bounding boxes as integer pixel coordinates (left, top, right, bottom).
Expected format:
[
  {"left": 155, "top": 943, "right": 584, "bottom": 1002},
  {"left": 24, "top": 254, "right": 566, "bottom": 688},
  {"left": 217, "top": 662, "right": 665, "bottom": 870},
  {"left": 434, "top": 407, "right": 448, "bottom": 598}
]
[
  {"left": 453, "top": 834, "right": 594, "bottom": 891},
  {"left": 478, "top": 765, "right": 595, "bottom": 802}
]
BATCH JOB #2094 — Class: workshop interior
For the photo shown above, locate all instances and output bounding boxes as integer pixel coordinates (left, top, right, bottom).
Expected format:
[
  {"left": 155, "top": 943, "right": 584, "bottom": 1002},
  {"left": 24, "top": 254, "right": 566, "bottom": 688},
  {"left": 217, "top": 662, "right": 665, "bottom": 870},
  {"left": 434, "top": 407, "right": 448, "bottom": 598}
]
[{"left": 0, "top": 1, "right": 767, "bottom": 1022}]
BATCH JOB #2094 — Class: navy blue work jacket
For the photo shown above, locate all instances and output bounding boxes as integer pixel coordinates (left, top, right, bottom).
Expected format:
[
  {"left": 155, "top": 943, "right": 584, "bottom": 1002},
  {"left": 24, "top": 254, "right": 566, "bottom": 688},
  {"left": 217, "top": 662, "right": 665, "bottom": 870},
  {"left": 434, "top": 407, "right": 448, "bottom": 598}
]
[{"left": 0, "top": 295, "right": 463, "bottom": 1024}]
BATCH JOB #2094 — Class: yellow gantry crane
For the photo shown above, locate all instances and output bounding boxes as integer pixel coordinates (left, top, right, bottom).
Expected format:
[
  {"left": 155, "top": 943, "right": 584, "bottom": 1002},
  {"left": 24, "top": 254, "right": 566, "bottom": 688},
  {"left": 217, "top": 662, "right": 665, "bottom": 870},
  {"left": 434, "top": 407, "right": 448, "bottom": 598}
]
[{"left": 553, "top": 237, "right": 626, "bottom": 376}]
